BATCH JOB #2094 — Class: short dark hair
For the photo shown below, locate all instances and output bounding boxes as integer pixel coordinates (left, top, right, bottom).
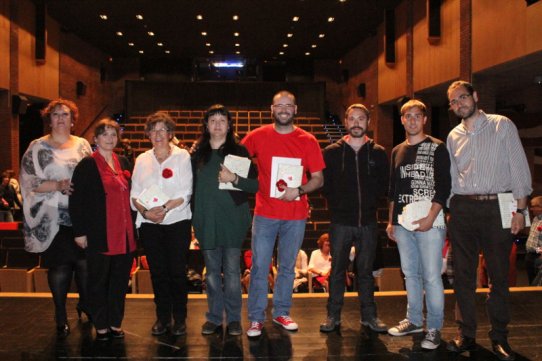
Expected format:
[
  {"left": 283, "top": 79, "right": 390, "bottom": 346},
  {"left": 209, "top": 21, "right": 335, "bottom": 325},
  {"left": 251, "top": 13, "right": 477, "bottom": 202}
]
[
  {"left": 41, "top": 98, "right": 79, "bottom": 123},
  {"left": 145, "top": 111, "right": 176, "bottom": 135},
  {"left": 94, "top": 118, "right": 121, "bottom": 139},
  {"left": 447, "top": 80, "right": 475, "bottom": 98},
  {"left": 345, "top": 104, "right": 370, "bottom": 119},
  {"left": 272, "top": 90, "right": 296, "bottom": 104}
]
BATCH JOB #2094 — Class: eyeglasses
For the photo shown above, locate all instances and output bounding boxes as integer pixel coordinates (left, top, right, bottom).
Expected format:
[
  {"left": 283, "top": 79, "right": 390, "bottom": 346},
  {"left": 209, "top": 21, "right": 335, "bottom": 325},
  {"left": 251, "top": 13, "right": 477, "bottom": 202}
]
[
  {"left": 449, "top": 93, "right": 472, "bottom": 107},
  {"left": 149, "top": 128, "right": 169, "bottom": 134},
  {"left": 272, "top": 104, "right": 296, "bottom": 110},
  {"left": 403, "top": 113, "right": 424, "bottom": 121}
]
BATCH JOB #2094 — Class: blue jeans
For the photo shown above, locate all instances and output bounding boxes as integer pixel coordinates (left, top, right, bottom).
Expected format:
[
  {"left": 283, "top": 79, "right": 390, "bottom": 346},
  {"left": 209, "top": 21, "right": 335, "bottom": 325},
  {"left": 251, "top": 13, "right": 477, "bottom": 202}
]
[
  {"left": 394, "top": 225, "right": 445, "bottom": 330},
  {"left": 202, "top": 247, "right": 242, "bottom": 324},
  {"left": 327, "top": 223, "right": 379, "bottom": 322},
  {"left": 248, "top": 215, "right": 306, "bottom": 322}
]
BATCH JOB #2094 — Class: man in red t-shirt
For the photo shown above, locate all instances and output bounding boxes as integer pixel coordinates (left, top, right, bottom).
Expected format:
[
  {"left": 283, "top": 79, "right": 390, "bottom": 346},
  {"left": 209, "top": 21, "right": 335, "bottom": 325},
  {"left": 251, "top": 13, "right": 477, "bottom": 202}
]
[{"left": 241, "top": 90, "right": 325, "bottom": 337}]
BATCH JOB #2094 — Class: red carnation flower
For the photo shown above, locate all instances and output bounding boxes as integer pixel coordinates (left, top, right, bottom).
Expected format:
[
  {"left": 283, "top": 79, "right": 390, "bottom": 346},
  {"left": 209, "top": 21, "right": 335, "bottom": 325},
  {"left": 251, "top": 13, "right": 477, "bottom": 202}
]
[
  {"left": 122, "top": 170, "right": 131, "bottom": 179},
  {"left": 162, "top": 168, "right": 173, "bottom": 179},
  {"left": 276, "top": 179, "right": 287, "bottom": 191},
  {"left": 537, "top": 225, "right": 542, "bottom": 232}
]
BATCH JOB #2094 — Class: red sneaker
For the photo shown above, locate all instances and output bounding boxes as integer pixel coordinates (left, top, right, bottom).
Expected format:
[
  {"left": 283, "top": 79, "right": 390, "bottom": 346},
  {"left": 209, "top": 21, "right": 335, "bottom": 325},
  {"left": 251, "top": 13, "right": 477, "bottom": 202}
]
[
  {"left": 246, "top": 321, "right": 264, "bottom": 337},
  {"left": 273, "top": 316, "right": 299, "bottom": 331}
]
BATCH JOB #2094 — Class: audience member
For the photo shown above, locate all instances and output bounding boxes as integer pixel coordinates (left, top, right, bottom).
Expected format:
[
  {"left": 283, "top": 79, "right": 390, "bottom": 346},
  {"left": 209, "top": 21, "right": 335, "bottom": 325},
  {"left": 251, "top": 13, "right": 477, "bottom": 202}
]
[
  {"left": 320, "top": 103, "right": 389, "bottom": 333},
  {"left": 293, "top": 249, "right": 308, "bottom": 292},
  {"left": 131, "top": 111, "right": 193, "bottom": 336},
  {"left": 308, "top": 233, "right": 332, "bottom": 291},
  {"left": 0, "top": 171, "right": 22, "bottom": 222},
  {"left": 19, "top": 98, "right": 91, "bottom": 337},
  {"left": 446, "top": 80, "right": 532, "bottom": 361},
  {"left": 386, "top": 99, "right": 451, "bottom": 350},
  {"left": 241, "top": 90, "right": 324, "bottom": 337},
  {"left": 525, "top": 196, "right": 542, "bottom": 285}
]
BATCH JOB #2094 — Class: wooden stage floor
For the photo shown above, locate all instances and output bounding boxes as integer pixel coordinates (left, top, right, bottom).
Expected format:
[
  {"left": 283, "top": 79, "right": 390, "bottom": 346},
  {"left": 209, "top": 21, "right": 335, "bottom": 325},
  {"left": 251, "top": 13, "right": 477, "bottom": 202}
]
[{"left": 1, "top": 289, "right": 541, "bottom": 360}]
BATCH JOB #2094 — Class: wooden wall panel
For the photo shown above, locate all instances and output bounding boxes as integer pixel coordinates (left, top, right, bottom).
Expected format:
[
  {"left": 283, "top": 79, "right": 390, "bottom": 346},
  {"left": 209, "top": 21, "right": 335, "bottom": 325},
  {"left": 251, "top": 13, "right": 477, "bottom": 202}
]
[
  {"left": 17, "top": 0, "right": 59, "bottom": 99},
  {"left": 473, "top": 0, "right": 542, "bottom": 72},
  {"left": 0, "top": 3, "right": 10, "bottom": 90},
  {"left": 412, "top": 0, "right": 460, "bottom": 92},
  {"left": 378, "top": 1, "right": 408, "bottom": 103}
]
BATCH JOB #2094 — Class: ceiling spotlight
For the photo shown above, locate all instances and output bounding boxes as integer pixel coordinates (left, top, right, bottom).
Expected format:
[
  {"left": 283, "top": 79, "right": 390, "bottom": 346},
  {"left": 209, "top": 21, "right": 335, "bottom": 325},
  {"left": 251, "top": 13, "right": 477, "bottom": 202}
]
[
  {"left": 99, "top": 14, "right": 108, "bottom": 20},
  {"left": 279, "top": 51, "right": 285, "bottom": 55},
  {"left": 235, "top": 51, "right": 240, "bottom": 54},
  {"left": 305, "top": 52, "right": 311, "bottom": 56},
  {"left": 205, "top": 42, "right": 211, "bottom": 47},
  {"left": 165, "top": 50, "right": 170, "bottom": 54},
  {"left": 287, "top": 33, "right": 293, "bottom": 38},
  {"left": 128, "top": 42, "right": 134, "bottom": 46},
  {"left": 138, "top": 50, "right": 144, "bottom": 54},
  {"left": 157, "top": 42, "right": 163, "bottom": 46},
  {"left": 311, "top": 44, "right": 317, "bottom": 48},
  {"left": 328, "top": 17, "right": 335, "bottom": 22},
  {"left": 319, "top": 33, "right": 325, "bottom": 38},
  {"left": 233, "top": 15, "right": 239, "bottom": 21},
  {"left": 196, "top": 15, "right": 203, "bottom": 20},
  {"left": 339, "top": 0, "right": 347, "bottom": 2},
  {"left": 201, "top": 31, "right": 207, "bottom": 36},
  {"left": 147, "top": 31, "right": 155, "bottom": 36},
  {"left": 116, "top": 31, "right": 123, "bottom": 36},
  {"left": 234, "top": 32, "right": 240, "bottom": 37},
  {"left": 283, "top": 44, "right": 288, "bottom": 48},
  {"left": 292, "top": 16, "right": 300, "bottom": 22},
  {"left": 209, "top": 50, "right": 214, "bottom": 54},
  {"left": 235, "top": 43, "right": 240, "bottom": 47},
  {"left": 136, "top": 14, "right": 143, "bottom": 20}
]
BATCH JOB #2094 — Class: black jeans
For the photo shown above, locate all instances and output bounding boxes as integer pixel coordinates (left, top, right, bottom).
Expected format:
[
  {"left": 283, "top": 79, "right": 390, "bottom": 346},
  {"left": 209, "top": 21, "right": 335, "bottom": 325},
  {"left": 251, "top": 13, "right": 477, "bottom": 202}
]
[
  {"left": 449, "top": 195, "right": 513, "bottom": 342},
  {"left": 139, "top": 220, "right": 191, "bottom": 325},
  {"left": 326, "top": 223, "right": 378, "bottom": 322},
  {"left": 87, "top": 250, "right": 134, "bottom": 330}
]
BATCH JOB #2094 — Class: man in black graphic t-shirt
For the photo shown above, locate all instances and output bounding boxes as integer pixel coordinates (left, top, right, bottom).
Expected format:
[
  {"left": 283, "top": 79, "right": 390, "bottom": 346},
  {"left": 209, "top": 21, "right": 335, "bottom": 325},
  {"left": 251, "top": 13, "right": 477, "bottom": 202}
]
[{"left": 386, "top": 99, "right": 451, "bottom": 350}]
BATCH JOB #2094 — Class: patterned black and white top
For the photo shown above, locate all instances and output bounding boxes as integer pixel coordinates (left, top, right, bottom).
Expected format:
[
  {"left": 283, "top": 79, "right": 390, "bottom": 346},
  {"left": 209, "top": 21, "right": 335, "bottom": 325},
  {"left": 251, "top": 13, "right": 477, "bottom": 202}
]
[{"left": 20, "top": 136, "right": 91, "bottom": 253}]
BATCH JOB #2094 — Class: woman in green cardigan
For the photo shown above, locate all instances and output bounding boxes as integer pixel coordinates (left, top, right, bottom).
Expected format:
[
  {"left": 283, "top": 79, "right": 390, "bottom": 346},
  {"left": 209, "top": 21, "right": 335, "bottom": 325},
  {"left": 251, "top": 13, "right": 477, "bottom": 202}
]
[{"left": 191, "top": 104, "right": 258, "bottom": 336}]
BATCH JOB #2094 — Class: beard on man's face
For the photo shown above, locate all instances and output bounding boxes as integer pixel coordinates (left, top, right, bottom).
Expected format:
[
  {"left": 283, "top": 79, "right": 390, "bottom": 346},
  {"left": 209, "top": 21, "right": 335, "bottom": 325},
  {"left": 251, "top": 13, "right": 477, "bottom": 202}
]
[
  {"left": 273, "top": 110, "right": 294, "bottom": 126},
  {"left": 348, "top": 126, "right": 366, "bottom": 138}
]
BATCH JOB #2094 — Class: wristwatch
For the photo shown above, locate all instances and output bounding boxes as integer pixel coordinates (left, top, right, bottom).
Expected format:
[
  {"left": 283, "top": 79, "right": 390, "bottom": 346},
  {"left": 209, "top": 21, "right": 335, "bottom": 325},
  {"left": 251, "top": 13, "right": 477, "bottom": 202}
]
[{"left": 516, "top": 208, "right": 527, "bottom": 216}]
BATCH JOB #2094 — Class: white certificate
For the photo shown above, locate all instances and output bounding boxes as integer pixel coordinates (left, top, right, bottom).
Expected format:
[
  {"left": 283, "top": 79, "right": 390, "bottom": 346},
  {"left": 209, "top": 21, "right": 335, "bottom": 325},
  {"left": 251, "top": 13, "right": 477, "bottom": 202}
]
[
  {"left": 269, "top": 156, "right": 302, "bottom": 199},
  {"left": 498, "top": 193, "right": 531, "bottom": 229},
  {"left": 136, "top": 184, "right": 169, "bottom": 209},
  {"left": 219, "top": 154, "right": 251, "bottom": 191},
  {"left": 398, "top": 200, "right": 445, "bottom": 231}
]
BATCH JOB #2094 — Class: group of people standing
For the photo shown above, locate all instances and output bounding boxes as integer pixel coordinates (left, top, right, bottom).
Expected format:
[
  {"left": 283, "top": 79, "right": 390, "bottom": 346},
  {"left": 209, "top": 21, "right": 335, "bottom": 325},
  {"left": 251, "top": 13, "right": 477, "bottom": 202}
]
[{"left": 16, "top": 82, "right": 532, "bottom": 361}]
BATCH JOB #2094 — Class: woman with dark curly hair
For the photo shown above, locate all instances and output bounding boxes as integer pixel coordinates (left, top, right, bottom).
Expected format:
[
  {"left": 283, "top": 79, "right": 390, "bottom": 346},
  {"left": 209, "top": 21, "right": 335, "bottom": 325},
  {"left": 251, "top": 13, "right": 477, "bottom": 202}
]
[{"left": 20, "top": 98, "right": 91, "bottom": 337}]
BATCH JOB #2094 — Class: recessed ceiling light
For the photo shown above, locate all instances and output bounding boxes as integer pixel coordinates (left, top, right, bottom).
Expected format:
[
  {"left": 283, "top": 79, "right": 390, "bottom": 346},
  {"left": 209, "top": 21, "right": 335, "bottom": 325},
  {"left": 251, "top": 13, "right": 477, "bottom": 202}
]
[
  {"left": 99, "top": 14, "right": 108, "bottom": 20},
  {"left": 339, "top": 0, "right": 347, "bottom": 2},
  {"left": 136, "top": 14, "right": 143, "bottom": 20},
  {"left": 287, "top": 33, "right": 293, "bottom": 38},
  {"left": 319, "top": 33, "right": 325, "bottom": 38},
  {"left": 235, "top": 43, "right": 240, "bottom": 47},
  {"left": 305, "top": 52, "right": 311, "bottom": 56},
  {"left": 234, "top": 32, "right": 240, "bottom": 37},
  {"left": 138, "top": 50, "right": 144, "bottom": 54},
  {"left": 148, "top": 31, "right": 155, "bottom": 36},
  {"left": 328, "top": 17, "right": 335, "bottom": 22},
  {"left": 201, "top": 31, "right": 207, "bottom": 36},
  {"left": 209, "top": 50, "right": 214, "bottom": 54},
  {"left": 279, "top": 51, "right": 285, "bottom": 55},
  {"left": 128, "top": 42, "right": 134, "bottom": 46},
  {"left": 283, "top": 44, "right": 288, "bottom": 48},
  {"left": 233, "top": 15, "right": 239, "bottom": 21},
  {"left": 196, "top": 15, "right": 203, "bottom": 20},
  {"left": 205, "top": 42, "right": 211, "bottom": 47},
  {"left": 116, "top": 31, "right": 123, "bottom": 36},
  {"left": 157, "top": 42, "right": 163, "bottom": 46},
  {"left": 292, "top": 16, "right": 300, "bottom": 22},
  {"left": 165, "top": 50, "right": 170, "bottom": 54},
  {"left": 311, "top": 44, "right": 317, "bottom": 48},
  {"left": 235, "top": 51, "right": 240, "bottom": 54}
]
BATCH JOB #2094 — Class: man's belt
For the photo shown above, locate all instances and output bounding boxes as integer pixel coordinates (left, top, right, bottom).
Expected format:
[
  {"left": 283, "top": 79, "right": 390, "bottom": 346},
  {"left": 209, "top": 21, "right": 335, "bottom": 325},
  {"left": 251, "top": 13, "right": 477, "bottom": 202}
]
[{"left": 455, "top": 194, "right": 499, "bottom": 201}]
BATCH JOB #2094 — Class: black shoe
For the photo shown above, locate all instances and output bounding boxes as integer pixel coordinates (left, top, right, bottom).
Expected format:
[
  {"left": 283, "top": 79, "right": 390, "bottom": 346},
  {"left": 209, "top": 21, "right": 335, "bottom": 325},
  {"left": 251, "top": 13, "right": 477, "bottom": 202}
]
[
  {"left": 447, "top": 335, "right": 477, "bottom": 353},
  {"left": 95, "top": 330, "right": 110, "bottom": 341},
  {"left": 56, "top": 323, "right": 70, "bottom": 337},
  {"left": 76, "top": 305, "right": 91, "bottom": 322},
  {"left": 320, "top": 317, "right": 340, "bottom": 333},
  {"left": 151, "top": 320, "right": 169, "bottom": 336},
  {"left": 492, "top": 340, "right": 516, "bottom": 361},
  {"left": 109, "top": 328, "right": 125, "bottom": 339},
  {"left": 202, "top": 321, "right": 220, "bottom": 335},
  {"left": 227, "top": 321, "right": 242, "bottom": 336},
  {"left": 171, "top": 321, "right": 187, "bottom": 336}
]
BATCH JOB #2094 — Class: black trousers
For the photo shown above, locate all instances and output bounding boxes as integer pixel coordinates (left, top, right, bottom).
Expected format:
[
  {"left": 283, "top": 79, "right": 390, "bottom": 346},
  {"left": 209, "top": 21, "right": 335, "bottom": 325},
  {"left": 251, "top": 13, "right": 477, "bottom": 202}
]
[
  {"left": 449, "top": 195, "right": 513, "bottom": 342},
  {"left": 139, "top": 220, "right": 191, "bottom": 325},
  {"left": 87, "top": 250, "right": 134, "bottom": 330}
]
